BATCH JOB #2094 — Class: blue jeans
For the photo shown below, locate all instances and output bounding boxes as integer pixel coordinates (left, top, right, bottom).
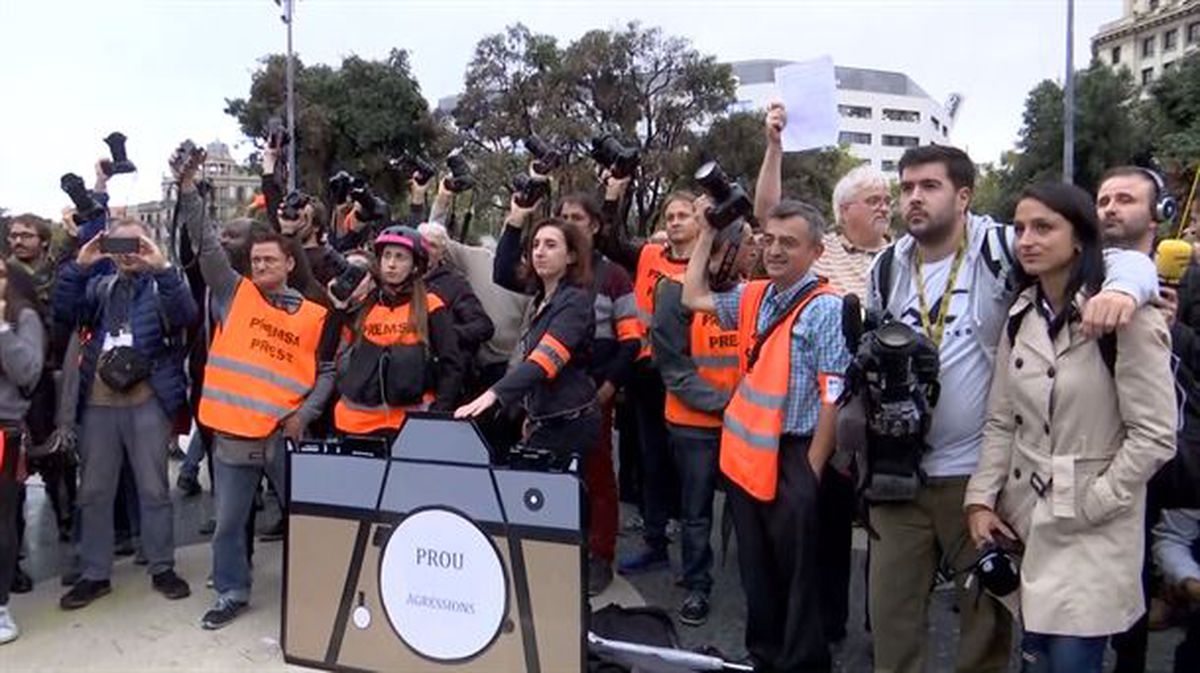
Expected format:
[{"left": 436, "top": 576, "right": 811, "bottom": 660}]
[
  {"left": 211, "top": 435, "right": 285, "bottom": 603},
  {"left": 668, "top": 427, "right": 718, "bottom": 593},
  {"left": 179, "top": 431, "right": 205, "bottom": 479},
  {"left": 1021, "top": 632, "right": 1107, "bottom": 673}
]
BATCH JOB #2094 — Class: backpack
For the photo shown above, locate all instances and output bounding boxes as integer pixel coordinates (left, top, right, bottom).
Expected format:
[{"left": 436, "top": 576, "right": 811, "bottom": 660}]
[
  {"left": 1005, "top": 301, "right": 1117, "bottom": 377},
  {"left": 89, "top": 274, "right": 185, "bottom": 352}
]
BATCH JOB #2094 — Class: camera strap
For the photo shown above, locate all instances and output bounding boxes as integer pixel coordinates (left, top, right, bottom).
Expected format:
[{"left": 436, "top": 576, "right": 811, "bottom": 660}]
[
  {"left": 746, "top": 279, "right": 820, "bottom": 371},
  {"left": 914, "top": 232, "right": 968, "bottom": 348}
]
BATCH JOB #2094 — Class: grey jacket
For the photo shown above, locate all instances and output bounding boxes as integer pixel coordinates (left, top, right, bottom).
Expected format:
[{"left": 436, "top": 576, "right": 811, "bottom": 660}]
[{"left": 0, "top": 308, "right": 44, "bottom": 423}]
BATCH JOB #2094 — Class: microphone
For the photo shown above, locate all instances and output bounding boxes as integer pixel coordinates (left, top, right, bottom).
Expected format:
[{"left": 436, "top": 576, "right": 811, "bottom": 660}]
[
  {"left": 1156, "top": 238, "right": 1192, "bottom": 288},
  {"left": 842, "top": 293, "right": 864, "bottom": 353}
]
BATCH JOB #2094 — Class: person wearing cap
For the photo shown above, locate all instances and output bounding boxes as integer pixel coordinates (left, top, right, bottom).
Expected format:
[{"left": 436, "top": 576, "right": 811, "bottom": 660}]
[{"left": 331, "top": 226, "right": 464, "bottom": 440}]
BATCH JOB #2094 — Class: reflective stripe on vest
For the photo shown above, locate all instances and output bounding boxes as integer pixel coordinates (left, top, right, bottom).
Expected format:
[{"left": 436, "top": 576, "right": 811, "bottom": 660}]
[
  {"left": 332, "top": 294, "right": 443, "bottom": 435},
  {"left": 633, "top": 244, "right": 688, "bottom": 360},
  {"left": 720, "top": 279, "right": 836, "bottom": 501},
  {"left": 198, "top": 280, "right": 328, "bottom": 439},
  {"left": 659, "top": 275, "right": 740, "bottom": 429}
]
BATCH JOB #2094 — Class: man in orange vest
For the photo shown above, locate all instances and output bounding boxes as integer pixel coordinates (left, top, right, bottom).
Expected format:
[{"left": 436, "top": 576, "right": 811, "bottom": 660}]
[
  {"left": 175, "top": 144, "right": 336, "bottom": 631},
  {"left": 682, "top": 198, "right": 851, "bottom": 671}
]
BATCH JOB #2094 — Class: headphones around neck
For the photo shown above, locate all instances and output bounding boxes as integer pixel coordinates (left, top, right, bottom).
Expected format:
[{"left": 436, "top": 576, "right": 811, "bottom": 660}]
[{"left": 1138, "top": 167, "right": 1179, "bottom": 223}]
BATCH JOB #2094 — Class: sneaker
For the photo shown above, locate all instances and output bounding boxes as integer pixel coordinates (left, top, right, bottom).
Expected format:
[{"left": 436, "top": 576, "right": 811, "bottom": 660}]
[
  {"left": 61, "top": 571, "right": 80, "bottom": 588},
  {"left": 206, "top": 575, "right": 214, "bottom": 589},
  {"left": 10, "top": 566, "right": 32, "bottom": 594},
  {"left": 114, "top": 537, "right": 135, "bottom": 557},
  {"left": 176, "top": 472, "right": 201, "bottom": 497},
  {"left": 678, "top": 591, "right": 710, "bottom": 627},
  {"left": 587, "top": 557, "right": 614, "bottom": 596},
  {"left": 622, "top": 513, "right": 645, "bottom": 534},
  {"left": 134, "top": 546, "right": 148, "bottom": 566},
  {"left": 199, "top": 518, "right": 216, "bottom": 536},
  {"left": 152, "top": 570, "right": 191, "bottom": 600},
  {"left": 167, "top": 438, "right": 186, "bottom": 461},
  {"left": 201, "top": 597, "right": 247, "bottom": 630},
  {"left": 617, "top": 544, "right": 669, "bottom": 575},
  {"left": 258, "top": 520, "right": 285, "bottom": 542},
  {"left": 60, "top": 579, "right": 112, "bottom": 610},
  {"left": 0, "top": 606, "right": 18, "bottom": 645},
  {"left": 665, "top": 519, "right": 682, "bottom": 541}
]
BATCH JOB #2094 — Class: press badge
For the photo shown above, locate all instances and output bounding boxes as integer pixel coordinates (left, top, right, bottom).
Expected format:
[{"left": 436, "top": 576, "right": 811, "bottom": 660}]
[{"left": 102, "top": 329, "right": 133, "bottom": 353}]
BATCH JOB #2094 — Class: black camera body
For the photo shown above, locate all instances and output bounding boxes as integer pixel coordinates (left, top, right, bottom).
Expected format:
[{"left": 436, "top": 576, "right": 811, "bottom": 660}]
[
  {"left": 280, "top": 190, "right": 311, "bottom": 222},
  {"left": 512, "top": 173, "right": 550, "bottom": 209},
  {"left": 60, "top": 173, "right": 105, "bottom": 224},
  {"left": 267, "top": 117, "right": 291, "bottom": 149},
  {"left": 100, "top": 132, "right": 136, "bottom": 177},
  {"left": 99, "top": 235, "right": 140, "bottom": 255},
  {"left": 350, "top": 178, "right": 389, "bottom": 222},
  {"left": 694, "top": 161, "right": 752, "bottom": 230},
  {"left": 974, "top": 539, "right": 1022, "bottom": 598},
  {"left": 524, "top": 135, "right": 566, "bottom": 175},
  {"left": 443, "top": 149, "right": 475, "bottom": 193},
  {"left": 590, "top": 134, "right": 639, "bottom": 179},
  {"left": 328, "top": 171, "right": 354, "bottom": 205},
  {"left": 330, "top": 263, "right": 370, "bottom": 303},
  {"left": 846, "top": 315, "right": 941, "bottom": 502},
  {"left": 390, "top": 154, "right": 437, "bottom": 186}
]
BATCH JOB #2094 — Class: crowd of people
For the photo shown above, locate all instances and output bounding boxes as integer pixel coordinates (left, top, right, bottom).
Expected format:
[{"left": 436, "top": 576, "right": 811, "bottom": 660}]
[{"left": 0, "top": 100, "right": 1198, "bottom": 673}]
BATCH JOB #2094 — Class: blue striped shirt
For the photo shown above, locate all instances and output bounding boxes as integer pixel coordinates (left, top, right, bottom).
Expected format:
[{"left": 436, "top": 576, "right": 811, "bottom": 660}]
[{"left": 714, "top": 273, "right": 851, "bottom": 435}]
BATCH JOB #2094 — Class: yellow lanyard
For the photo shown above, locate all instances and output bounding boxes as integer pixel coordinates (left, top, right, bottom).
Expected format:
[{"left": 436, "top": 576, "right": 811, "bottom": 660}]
[{"left": 913, "top": 233, "right": 968, "bottom": 348}]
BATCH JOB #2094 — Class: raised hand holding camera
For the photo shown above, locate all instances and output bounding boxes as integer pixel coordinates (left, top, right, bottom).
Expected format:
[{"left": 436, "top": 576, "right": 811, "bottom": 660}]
[
  {"left": 100, "top": 132, "right": 137, "bottom": 177},
  {"left": 60, "top": 173, "right": 105, "bottom": 223},
  {"left": 169, "top": 140, "right": 207, "bottom": 187},
  {"left": 443, "top": 148, "right": 475, "bottom": 193}
]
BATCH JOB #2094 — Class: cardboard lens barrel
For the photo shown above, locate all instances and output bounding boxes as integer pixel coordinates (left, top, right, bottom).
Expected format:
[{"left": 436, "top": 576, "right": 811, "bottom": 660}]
[{"left": 283, "top": 414, "right": 585, "bottom": 672}]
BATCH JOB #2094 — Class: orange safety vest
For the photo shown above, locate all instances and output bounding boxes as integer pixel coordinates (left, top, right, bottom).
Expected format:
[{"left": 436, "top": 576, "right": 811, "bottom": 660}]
[
  {"left": 633, "top": 243, "right": 688, "bottom": 360},
  {"left": 721, "top": 279, "right": 837, "bottom": 501},
  {"left": 333, "top": 293, "right": 444, "bottom": 434},
  {"left": 198, "top": 280, "right": 328, "bottom": 439},
  {"left": 659, "top": 274, "right": 740, "bottom": 429}
]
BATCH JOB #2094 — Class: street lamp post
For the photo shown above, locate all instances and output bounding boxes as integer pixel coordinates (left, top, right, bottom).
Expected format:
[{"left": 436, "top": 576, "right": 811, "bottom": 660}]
[
  {"left": 278, "top": 0, "right": 297, "bottom": 192},
  {"left": 1063, "top": 0, "right": 1075, "bottom": 183}
]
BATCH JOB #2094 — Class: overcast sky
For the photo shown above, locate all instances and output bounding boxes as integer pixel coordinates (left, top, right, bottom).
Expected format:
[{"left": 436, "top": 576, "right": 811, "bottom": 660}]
[{"left": 0, "top": 0, "right": 1122, "bottom": 218}]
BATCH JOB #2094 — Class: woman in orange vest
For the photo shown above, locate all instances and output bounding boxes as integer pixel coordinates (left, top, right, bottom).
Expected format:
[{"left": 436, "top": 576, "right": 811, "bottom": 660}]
[
  {"left": 455, "top": 217, "right": 599, "bottom": 472},
  {"left": 333, "top": 226, "right": 464, "bottom": 441}
]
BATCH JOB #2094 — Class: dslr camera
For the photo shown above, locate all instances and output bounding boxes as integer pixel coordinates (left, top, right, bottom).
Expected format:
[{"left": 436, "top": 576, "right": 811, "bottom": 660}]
[
  {"left": 328, "top": 171, "right": 354, "bottom": 205},
  {"left": 524, "top": 135, "right": 566, "bottom": 175},
  {"left": 389, "top": 153, "right": 437, "bottom": 186},
  {"left": 60, "top": 173, "right": 105, "bottom": 224},
  {"left": 100, "top": 132, "right": 137, "bottom": 177},
  {"left": 512, "top": 173, "right": 550, "bottom": 209},
  {"left": 589, "top": 133, "right": 639, "bottom": 179},
  {"left": 349, "top": 178, "right": 389, "bottom": 222},
  {"left": 443, "top": 149, "right": 475, "bottom": 193},
  {"left": 841, "top": 305, "right": 941, "bottom": 502},
  {"left": 266, "top": 116, "right": 291, "bottom": 149},
  {"left": 694, "top": 160, "right": 752, "bottom": 230},
  {"left": 330, "top": 262, "right": 370, "bottom": 304},
  {"left": 280, "top": 190, "right": 311, "bottom": 222}
]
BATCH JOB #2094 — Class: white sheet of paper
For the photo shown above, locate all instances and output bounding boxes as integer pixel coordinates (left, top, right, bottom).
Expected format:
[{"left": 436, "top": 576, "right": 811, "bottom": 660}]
[{"left": 774, "top": 57, "right": 839, "bottom": 152}]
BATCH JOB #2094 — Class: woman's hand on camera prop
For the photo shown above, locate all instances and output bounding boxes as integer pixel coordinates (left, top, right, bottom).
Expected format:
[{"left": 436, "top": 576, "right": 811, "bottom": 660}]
[
  {"left": 692, "top": 195, "right": 718, "bottom": 236},
  {"left": 765, "top": 100, "right": 787, "bottom": 148},
  {"left": 409, "top": 172, "right": 432, "bottom": 206},
  {"left": 603, "top": 168, "right": 631, "bottom": 202},
  {"left": 506, "top": 194, "right": 540, "bottom": 229},
  {"left": 966, "top": 505, "right": 1017, "bottom": 549},
  {"left": 455, "top": 389, "right": 498, "bottom": 419}
]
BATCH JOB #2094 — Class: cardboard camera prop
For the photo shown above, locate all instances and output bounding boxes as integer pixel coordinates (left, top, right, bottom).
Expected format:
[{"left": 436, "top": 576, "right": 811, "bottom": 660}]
[{"left": 283, "top": 414, "right": 585, "bottom": 672}]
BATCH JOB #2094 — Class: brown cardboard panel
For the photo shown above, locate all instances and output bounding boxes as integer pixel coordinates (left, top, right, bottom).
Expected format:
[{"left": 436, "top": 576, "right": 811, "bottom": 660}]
[
  {"left": 285, "top": 515, "right": 361, "bottom": 661},
  {"left": 523, "top": 539, "right": 584, "bottom": 670}
]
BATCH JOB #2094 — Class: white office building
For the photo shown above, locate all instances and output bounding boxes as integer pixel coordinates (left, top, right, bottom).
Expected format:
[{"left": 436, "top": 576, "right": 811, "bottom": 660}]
[
  {"left": 728, "top": 59, "right": 957, "bottom": 175},
  {"left": 1092, "top": 0, "right": 1200, "bottom": 86}
]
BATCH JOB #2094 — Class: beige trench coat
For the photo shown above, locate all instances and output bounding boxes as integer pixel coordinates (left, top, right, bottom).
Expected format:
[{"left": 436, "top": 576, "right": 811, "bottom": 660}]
[{"left": 965, "top": 287, "right": 1177, "bottom": 636}]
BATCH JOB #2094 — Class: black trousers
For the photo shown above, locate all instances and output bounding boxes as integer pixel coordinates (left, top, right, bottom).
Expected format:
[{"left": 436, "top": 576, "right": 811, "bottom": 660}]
[
  {"left": 728, "top": 435, "right": 829, "bottom": 672},
  {"left": 0, "top": 443, "right": 18, "bottom": 605},
  {"left": 817, "top": 465, "right": 854, "bottom": 643}
]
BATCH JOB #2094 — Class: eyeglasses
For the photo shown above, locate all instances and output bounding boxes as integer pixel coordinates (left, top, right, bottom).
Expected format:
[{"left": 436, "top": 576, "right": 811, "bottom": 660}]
[
  {"left": 7, "top": 232, "right": 38, "bottom": 241},
  {"left": 860, "top": 194, "right": 892, "bottom": 208}
]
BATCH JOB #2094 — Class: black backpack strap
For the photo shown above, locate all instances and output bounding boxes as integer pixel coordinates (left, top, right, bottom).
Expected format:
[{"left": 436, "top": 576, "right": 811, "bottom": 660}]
[
  {"left": 1098, "top": 332, "right": 1117, "bottom": 378},
  {"left": 1006, "top": 303, "right": 1033, "bottom": 349},
  {"left": 873, "top": 245, "right": 896, "bottom": 312}
]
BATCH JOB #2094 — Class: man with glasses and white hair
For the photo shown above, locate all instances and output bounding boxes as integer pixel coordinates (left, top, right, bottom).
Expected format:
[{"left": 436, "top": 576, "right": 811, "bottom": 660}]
[{"left": 753, "top": 102, "right": 892, "bottom": 644}]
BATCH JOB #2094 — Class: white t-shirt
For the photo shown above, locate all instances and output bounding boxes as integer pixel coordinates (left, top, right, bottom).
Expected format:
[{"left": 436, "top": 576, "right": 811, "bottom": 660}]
[{"left": 889, "top": 254, "right": 994, "bottom": 477}]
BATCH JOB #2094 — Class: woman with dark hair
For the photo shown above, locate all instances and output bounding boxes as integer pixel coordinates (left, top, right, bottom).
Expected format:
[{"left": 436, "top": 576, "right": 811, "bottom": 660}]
[
  {"left": 0, "top": 257, "right": 48, "bottom": 645},
  {"left": 964, "top": 182, "right": 1176, "bottom": 672},
  {"left": 457, "top": 217, "right": 599, "bottom": 471},
  {"left": 332, "top": 226, "right": 463, "bottom": 441}
]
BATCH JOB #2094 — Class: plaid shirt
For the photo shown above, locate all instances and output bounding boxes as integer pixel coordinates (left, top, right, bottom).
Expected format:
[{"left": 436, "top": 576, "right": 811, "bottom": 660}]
[{"left": 715, "top": 272, "right": 851, "bottom": 436}]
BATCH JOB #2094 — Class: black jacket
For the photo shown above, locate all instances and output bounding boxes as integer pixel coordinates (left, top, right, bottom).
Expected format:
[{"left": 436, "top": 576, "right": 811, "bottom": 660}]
[
  {"left": 492, "top": 283, "right": 596, "bottom": 420},
  {"left": 426, "top": 264, "right": 495, "bottom": 358},
  {"left": 1173, "top": 262, "right": 1200, "bottom": 441}
]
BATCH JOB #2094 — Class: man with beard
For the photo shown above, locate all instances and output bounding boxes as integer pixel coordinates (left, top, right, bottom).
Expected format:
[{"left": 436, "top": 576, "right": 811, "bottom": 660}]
[
  {"left": 1096, "top": 166, "right": 1194, "bottom": 673},
  {"left": 865, "top": 146, "right": 1159, "bottom": 673}
]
